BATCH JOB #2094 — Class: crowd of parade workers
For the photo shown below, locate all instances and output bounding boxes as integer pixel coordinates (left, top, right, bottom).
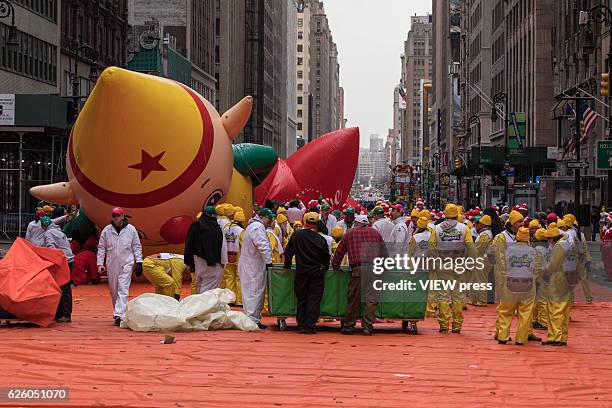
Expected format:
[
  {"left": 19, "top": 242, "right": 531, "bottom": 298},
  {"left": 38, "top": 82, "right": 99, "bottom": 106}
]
[{"left": 18, "top": 197, "right": 601, "bottom": 346}]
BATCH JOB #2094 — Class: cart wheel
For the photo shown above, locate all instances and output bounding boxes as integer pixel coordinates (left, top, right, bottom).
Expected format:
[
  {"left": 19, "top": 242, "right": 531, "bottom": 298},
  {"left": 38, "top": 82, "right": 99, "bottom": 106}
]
[
  {"left": 410, "top": 322, "right": 418, "bottom": 335},
  {"left": 402, "top": 320, "right": 409, "bottom": 331},
  {"left": 278, "top": 318, "right": 288, "bottom": 331}
]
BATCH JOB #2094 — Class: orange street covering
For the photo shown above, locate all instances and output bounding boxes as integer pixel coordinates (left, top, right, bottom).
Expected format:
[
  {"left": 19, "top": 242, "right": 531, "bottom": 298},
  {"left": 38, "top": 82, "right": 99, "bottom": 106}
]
[{"left": 0, "top": 238, "right": 70, "bottom": 326}]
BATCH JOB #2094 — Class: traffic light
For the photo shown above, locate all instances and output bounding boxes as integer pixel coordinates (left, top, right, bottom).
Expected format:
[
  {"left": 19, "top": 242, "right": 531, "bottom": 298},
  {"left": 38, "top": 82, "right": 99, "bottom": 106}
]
[{"left": 601, "top": 72, "right": 610, "bottom": 97}]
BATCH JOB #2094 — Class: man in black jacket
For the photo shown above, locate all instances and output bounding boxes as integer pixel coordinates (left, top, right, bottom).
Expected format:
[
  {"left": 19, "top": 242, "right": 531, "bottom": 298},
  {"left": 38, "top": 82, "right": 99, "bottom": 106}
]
[{"left": 284, "top": 212, "right": 331, "bottom": 334}]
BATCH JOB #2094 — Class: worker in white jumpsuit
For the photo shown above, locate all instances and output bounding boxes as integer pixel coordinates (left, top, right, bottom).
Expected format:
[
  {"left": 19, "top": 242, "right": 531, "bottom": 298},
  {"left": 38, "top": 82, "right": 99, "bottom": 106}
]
[
  {"left": 97, "top": 207, "right": 143, "bottom": 326},
  {"left": 238, "top": 208, "right": 274, "bottom": 329}
]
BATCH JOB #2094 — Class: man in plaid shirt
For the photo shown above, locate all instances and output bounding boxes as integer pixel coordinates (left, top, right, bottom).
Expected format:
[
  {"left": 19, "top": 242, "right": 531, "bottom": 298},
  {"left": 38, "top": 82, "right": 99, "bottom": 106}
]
[{"left": 332, "top": 214, "right": 388, "bottom": 335}]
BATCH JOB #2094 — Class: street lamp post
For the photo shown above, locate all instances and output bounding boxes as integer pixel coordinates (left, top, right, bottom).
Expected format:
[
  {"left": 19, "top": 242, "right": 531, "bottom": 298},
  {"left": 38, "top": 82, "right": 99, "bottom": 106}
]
[
  {"left": 70, "top": 43, "right": 98, "bottom": 120},
  {"left": 0, "top": 1, "right": 20, "bottom": 52},
  {"left": 467, "top": 115, "right": 482, "bottom": 207},
  {"left": 433, "top": 151, "right": 441, "bottom": 210},
  {"left": 586, "top": 5, "right": 612, "bottom": 209},
  {"left": 490, "top": 91, "right": 509, "bottom": 205}
]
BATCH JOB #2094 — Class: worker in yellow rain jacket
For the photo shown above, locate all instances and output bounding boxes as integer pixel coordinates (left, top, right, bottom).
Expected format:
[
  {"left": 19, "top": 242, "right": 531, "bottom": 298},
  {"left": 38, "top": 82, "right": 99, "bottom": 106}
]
[
  {"left": 542, "top": 223, "right": 581, "bottom": 346},
  {"left": 222, "top": 210, "right": 245, "bottom": 305},
  {"left": 531, "top": 228, "right": 550, "bottom": 331},
  {"left": 142, "top": 253, "right": 187, "bottom": 300},
  {"left": 409, "top": 217, "right": 436, "bottom": 317},
  {"left": 563, "top": 214, "right": 593, "bottom": 303},
  {"left": 492, "top": 210, "right": 541, "bottom": 342},
  {"left": 267, "top": 224, "right": 284, "bottom": 264},
  {"left": 470, "top": 215, "right": 493, "bottom": 307},
  {"left": 496, "top": 227, "right": 542, "bottom": 345},
  {"left": 275, "top": 213, "right": 294, "bottom": 248},
  {"left": 428, "top": 204, "right": 473, "bottom": 333}
]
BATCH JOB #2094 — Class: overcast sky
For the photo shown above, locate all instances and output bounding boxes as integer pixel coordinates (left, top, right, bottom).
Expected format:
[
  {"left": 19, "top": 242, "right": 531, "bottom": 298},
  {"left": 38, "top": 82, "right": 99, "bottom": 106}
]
[{"left": 323, "top": 0, "right": 432, "bottom": 147}]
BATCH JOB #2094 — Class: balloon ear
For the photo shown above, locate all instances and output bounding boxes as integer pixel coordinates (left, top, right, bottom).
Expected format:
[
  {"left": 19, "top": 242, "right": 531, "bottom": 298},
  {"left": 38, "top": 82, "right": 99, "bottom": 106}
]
[{"left": 221, "top": 96, "right": 253, "bottom": 141}]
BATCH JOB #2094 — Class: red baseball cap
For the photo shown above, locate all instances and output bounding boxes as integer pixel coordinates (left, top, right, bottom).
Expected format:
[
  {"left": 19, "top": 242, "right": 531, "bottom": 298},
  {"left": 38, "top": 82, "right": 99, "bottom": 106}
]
[
  {"left": 546, "top": 212, "right": 558, "bottom": 221},
  {"left": 36, "top": 209, "right": 46, "bottom": 218},
  {"left": 111, "top": 207, "right": 124, "bottom": 215}
]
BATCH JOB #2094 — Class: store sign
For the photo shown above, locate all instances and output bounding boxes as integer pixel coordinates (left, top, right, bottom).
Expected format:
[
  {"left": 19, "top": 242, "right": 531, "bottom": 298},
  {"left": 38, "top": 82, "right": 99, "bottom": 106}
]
[{"left": 0, "top": 94, "right": 15, "bottom": 125}]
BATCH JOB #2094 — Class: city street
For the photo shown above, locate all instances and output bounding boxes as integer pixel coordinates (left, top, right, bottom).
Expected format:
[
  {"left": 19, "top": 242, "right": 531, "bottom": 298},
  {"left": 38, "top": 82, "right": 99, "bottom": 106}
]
[{"left": 1, "top": 281, "right": 611, "bottom": 407}]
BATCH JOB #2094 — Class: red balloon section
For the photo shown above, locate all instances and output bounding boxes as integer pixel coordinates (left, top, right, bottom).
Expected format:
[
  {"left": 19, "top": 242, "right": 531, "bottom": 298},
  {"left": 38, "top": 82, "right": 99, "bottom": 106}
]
[
  {"left": 160, "top": 216, "right": 195, "bottom": 245},
  {"left": 255, "top": 127, "right": 359, "bottom": 209}
]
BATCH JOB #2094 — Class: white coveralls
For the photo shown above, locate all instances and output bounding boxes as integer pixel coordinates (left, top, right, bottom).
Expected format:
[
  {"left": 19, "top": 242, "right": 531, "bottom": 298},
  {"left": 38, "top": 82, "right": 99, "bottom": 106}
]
[
  {"left": 323, "top": 213, "right": 338, "bottom": 235},
  {"left": 238, "top": 216, "right": 273, "bottom": 323},
  {"left": 390, "top": 217, "right": 409, "bottom": 255},
  {"left": 195, "top": 236, "right": 228, "bottom": 294},
  {"left": 372, "top": 217, "right": 395, "bottom": 242},
  {"left": 97, "top": 223, "right": 143, "bottom": 319}
]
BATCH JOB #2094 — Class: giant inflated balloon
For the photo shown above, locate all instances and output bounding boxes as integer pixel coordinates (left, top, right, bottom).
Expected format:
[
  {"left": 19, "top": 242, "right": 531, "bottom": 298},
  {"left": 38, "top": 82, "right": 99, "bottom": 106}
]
[
  {"left": 254, "top": 128, "right": 359, "bottom": 209},
  {"left": 30, "top": 67, "right": 252, "bottom": 254}
]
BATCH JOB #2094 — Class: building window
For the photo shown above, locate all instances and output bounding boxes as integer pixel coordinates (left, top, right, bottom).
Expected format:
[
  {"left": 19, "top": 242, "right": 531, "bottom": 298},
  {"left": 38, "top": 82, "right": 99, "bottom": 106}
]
[
  {"left": 297, "top": 83, "right": 303, "bottom": 91},
  {"left": 297, "top": 123, "right": 302, "bottom": 130},
  {"left": 298, "top": 18, "right": 303, "bottom": 28},
  {"left": 297, "top": 57, "right": 303, "bottom": 65},
  {"left": 297, "top": 70, "right": 303, "bottom": 79},
  {"left": 298, "top": 31, "right": 303, "bottom": 39},
  {"left": 297, "top": 109, "right": 303, "bottom": 118},
  {"left": 0, "top": 24, "right": 57, "bottom": 85},
  {"left": 297, "top": 44, "right": 303, "bottom": 52},
  {"left": 297, "top": 96, "right": 303, "bottom": 104},
  {"left": 13, "top": 0, "right": 58, "bottom": 22}
]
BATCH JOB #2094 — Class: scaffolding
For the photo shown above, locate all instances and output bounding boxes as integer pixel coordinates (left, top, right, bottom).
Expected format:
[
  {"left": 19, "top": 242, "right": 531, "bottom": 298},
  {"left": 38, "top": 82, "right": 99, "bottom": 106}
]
[{"left": 0, "top": 129, "right": 68, "bottom": 238}]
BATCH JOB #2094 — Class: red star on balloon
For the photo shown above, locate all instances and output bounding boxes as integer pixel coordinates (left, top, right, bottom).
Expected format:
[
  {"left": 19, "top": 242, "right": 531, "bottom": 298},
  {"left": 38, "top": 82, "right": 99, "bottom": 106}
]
[{"left": 129, "top": 150, "right": 167, "bottom": 180}]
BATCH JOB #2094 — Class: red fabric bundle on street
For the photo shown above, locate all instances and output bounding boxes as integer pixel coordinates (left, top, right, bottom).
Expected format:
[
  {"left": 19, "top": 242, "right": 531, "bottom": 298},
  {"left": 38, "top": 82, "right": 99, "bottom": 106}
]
[{"left": 0, "top": 238, "right": 70, "bottom": 326}]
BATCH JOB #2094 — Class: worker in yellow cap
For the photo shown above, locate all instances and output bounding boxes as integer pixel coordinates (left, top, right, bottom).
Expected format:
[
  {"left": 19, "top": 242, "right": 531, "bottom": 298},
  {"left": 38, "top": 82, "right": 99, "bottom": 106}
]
[
  {"left": 562, "top": 214, "right": 593, "bottom": 304},
  {"left": 492, "top": 210, "right": 540, "bottom": 342},
  {"left": 407, "top": 208, "right": 420, "bottom": 238},
  {"left": 470, "top": 214, "right": 493, "bottom": 307},
  {"left": 528, "top": 219, "right": 541, "bottom": 240},
  {"left": 408, "top": 217, "right": 436, "bottom": 317},
  {"left": 225, "top": 205, "right": 237, "bottom": 220},
  {"left": 216, "top": 204, "right": 231, "bottom": 230},
  {"left": 293, "top": 220, "right": 303, "bottom": 231},
  {"left": 531, "top": 228, "right": 550, "bottom": 331},
  {"left": 142, "top": 253, "right": 187, "bottom": 300},
  {"left": 221, "top": 210, "right": 245, "bottom": 305},
  {"left": 275, "top": 213, "right": 294, "bottom": 248},
  {"left": 267, "top": 218, "right": 285, "bottom": 264},
  {"left": 496, "top": 227, "right": 542, "bottom": 345},
  {"left": 542, "top": 223, "right": 579, "bottom": 346},
  {"left": 428, "top": 203, "right": 473, "bottom": 333},
  {"left": 330, "top": 225, "right": 347, "bottom": 265}
]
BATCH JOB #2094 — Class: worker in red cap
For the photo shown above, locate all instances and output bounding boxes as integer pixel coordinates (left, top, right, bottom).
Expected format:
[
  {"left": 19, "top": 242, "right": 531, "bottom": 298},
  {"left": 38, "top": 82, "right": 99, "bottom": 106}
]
[
  {"left": 546, "top": 212, "right": 558, "bottom": 226},
  {"left": 97, "top": 207, "right": 143, "bottom": 326},
  {"left": 389, "top": 204, "right": 409, "bottom": 253},
  {"left": 72, "top": 237, "right": 99, "bottom": 286}
]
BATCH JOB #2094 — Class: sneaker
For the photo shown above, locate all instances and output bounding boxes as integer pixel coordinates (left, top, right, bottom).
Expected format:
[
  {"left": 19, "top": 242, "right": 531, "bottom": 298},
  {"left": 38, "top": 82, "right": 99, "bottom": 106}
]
[
  {"left": 114, "top": 316, "right": 121, "bottom": 326},
  {"left": 498, "top": 339, "right": 509, "bottom": 344},
  {"left": 515, "top": 342, "right": 524, "bottom": 346},
  {"left": 305, "top": 327, "right": 317, "bottom": 335},
  {"left": 341, "top": 326, "right": 355, "bottom": 335},
  {"left": 362, "top": 327, "right": 373, "bottom": 336},
  {"left": 256, "top": 322, "right": 268, "bottom": 330},
  {"left": 541, "top": 341, "right": 562, "bottom": 346},
  {"left": 439, "top": 328, "right": 448, "bottom": 334},
  {"left": 56, "top": 316, "right": 71, "bottom": 323}
]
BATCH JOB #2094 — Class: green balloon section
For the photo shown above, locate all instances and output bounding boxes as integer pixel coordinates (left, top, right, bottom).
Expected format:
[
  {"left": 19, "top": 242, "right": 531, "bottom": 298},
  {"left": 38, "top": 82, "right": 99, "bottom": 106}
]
[{"left": 232, "top": 143, "right": 278, "bottom": 187}]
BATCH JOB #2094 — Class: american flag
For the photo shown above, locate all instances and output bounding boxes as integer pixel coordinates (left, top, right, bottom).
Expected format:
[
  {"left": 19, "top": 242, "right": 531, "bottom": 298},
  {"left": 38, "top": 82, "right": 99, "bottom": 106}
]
[{"left": 562, "top": 102, "right": 597, "bottom": 158}]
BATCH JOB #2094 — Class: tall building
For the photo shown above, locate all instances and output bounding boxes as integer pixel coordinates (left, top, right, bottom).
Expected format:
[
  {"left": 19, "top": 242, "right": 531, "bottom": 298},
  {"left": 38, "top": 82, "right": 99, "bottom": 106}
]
[
  {"left": 296, "top": 0, "right": 312, "bottom": 141},
  {"left": 243, "top": 0, "right": 286, "bottom": 152},
  {"left": 128, "top": 0, "right": 216, "bottom": 101},
  {"left": 431, "top": 1, "right": 460, "bottom": 204},
  {"left": 214, "top": 0, "right": 245, "bottom": 116},
  {"left": 391, "top": 86, "right": 404, "bottom": 168},
  {"left": 283, "top": 0, "right": 297, "bottom": 158},
  {"left": 1, "top": 0, "right": 64, "bottom": 232},
  {"left": 309, "top": 0, "right": 330, "bottom": 139},
  {"left": 337, "top": 86, "right": 345, "bottom": 129},
  {"left": 370, "top": 133, "right": 384, "bottom": 152},
  {"left": 460, "top": 0, "right": 493, "bottom": 150},
  {"left": 551, "top": 0, "right": 606, "bottom": 208},
  {"left": 401, "top": 14, "right": 433, "bottom": 167}
]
